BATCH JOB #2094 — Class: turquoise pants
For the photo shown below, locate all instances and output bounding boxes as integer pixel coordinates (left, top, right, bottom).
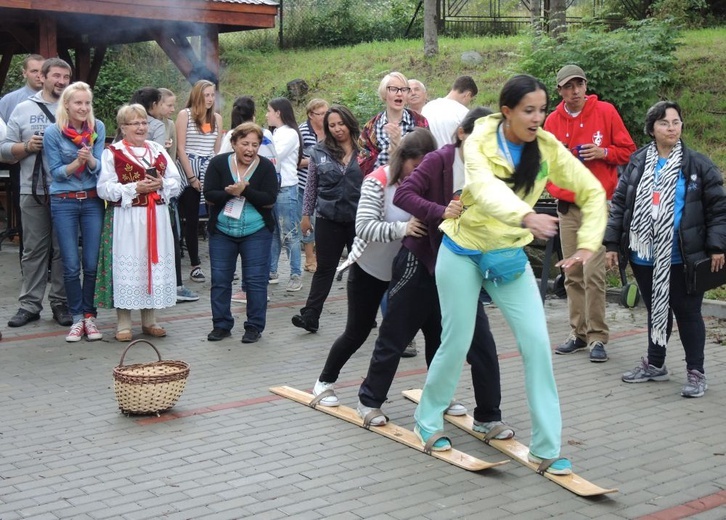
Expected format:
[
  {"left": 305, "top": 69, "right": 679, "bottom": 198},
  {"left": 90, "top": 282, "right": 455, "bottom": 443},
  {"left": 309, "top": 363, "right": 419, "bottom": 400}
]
[{"left": 414, "top": 245, "right": 562, "bottom": 459}]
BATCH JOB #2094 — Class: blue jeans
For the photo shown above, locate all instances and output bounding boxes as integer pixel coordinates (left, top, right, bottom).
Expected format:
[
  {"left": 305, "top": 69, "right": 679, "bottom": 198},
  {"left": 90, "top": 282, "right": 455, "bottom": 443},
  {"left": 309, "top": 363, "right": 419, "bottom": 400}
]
[
  {"left": 298, "top": 187, "right": 315, "bottom": 244},
  {"left": 209, "top": 228, "right": 272, "bottom": 333},
  {"left": 50, "top": 196, "right": 105, "bottom": 322},
  {"left": 270, "top": 186, "right": 301, "bottom": 277}
]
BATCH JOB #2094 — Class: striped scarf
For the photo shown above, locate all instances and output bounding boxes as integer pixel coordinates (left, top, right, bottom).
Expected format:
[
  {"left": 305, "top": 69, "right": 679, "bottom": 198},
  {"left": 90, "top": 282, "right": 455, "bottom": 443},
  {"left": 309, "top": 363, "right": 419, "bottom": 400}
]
[{"left": 629, "top": 140, "right": 683, "bottom": 347}]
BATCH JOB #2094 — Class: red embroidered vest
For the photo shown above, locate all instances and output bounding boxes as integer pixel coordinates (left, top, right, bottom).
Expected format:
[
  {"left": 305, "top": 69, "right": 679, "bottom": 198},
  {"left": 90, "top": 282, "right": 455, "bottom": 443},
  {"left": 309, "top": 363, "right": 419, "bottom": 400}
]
[{"left": 110, "top": 146, "right": 167, "bottom": 207}]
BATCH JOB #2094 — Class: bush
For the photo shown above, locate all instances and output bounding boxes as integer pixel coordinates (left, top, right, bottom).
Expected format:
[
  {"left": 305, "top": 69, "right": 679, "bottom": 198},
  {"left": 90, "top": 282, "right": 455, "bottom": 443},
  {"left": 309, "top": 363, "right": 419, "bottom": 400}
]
[{"left": 519, "top": 19, "right": 680, "bottom": 144}]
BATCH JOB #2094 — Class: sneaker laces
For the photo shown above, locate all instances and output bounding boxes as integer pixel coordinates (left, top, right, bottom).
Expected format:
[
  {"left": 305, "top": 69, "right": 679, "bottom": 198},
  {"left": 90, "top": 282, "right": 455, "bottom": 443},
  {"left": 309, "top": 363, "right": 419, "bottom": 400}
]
[
  {"left": 686, "top": 369, "right": 704, "bottom": 385},
  {"left": 68, "top": 321, "right": 84, "bottom": 336}
]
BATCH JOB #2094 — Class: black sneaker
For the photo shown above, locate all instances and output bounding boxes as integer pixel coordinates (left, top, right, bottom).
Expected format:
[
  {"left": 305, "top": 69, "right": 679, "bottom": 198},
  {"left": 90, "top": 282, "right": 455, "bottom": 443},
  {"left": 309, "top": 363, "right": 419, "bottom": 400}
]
[
  {"left": 207, "top": 327, "right": 231, "bottom": 341},
  {"left": 555, "top": 334, "right": 587, "bottom": 355},
  {"left": 291, "top": 312, "right": 319, "bottom": 333},
  {"left": 242, "top": 328, "right": 261, "bottom": 343},
  {"left": 589, "top": 341, "right": 609, "bottom": 363},
  {"left": 51, "top": 304, "right": 73, "bottom": 326},
  {"left": 8, "top": 308, "right": 41, "bottom": 328}
]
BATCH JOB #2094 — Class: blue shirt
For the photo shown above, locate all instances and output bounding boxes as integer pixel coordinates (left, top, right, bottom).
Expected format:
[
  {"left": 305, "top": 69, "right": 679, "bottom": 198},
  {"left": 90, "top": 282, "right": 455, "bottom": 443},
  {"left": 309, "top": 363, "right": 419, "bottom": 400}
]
[
  {"left": 631, "top": 158, "right": 686, "bottom": 266},
  {"left": 44, "top": 120, "right": 106, "bottom": 194}
]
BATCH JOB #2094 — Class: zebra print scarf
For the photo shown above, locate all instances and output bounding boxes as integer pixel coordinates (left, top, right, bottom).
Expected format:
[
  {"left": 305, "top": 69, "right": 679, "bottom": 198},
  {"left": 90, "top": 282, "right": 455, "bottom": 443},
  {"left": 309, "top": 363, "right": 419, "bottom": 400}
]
[{"left": 629, "top": 140, "right": 683, "bottom": 347}]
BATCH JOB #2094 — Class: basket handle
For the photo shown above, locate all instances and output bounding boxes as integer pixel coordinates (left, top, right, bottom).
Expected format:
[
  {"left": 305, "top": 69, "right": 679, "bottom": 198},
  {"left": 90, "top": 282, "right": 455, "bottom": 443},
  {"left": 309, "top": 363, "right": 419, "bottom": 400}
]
[{"left": 118, "top": 339, "right": 162, "bottom": 367}]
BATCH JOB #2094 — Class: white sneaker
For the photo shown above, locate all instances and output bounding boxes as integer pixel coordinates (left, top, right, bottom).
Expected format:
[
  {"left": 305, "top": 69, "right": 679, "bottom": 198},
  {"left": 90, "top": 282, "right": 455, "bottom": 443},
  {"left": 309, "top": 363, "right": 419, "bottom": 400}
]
[
  {"left": 356, "top": 401, "right": 387, "bottom": 426},
  {"left": 312, "top": 379, "right": 339, "bottom": 407},
  {"left": 84, "top": 317, "right": 103, "bottom": 341},
  {"left": 445, "top": 400, "right": 468, "bottom": 416},
  {"left": 65, "top": 321, "right": 85, "bottom": 342}
]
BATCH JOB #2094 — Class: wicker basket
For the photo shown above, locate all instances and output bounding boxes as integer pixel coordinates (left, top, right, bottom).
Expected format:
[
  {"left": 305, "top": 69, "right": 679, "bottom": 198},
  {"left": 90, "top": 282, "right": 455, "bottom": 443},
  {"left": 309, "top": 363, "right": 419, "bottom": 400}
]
[{"left": 113, "top": 339, "right": 190, "bottom": 415}]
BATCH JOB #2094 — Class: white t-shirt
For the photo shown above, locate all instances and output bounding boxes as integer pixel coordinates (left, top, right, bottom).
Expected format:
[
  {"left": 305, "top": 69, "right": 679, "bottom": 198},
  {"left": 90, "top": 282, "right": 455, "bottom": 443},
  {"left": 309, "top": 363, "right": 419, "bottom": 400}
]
[
  {"left": 271, "top": 125, "right": 300, "bottom": 187},
  {"left": 421, "top": 97, "right": 469, "bottom": 149}
]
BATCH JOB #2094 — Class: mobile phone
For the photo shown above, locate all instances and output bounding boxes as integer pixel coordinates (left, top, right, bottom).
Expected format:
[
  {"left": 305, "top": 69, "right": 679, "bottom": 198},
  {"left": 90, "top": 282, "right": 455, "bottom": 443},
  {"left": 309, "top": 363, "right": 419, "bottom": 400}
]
[
  {"left": 145, "top": 168, "right": 158, "bottom": 178},
  {"left": 34, "top": 130, "right": 44, "bottom": 136}
]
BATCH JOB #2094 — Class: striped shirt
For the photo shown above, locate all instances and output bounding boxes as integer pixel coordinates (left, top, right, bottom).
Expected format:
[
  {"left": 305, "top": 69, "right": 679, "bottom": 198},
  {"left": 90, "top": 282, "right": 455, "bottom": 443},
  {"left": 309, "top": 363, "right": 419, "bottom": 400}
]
[
  {"left": 339, "top": 165, "right": 409, "bottom": 281},
  {"left": 182, "top": 108, "right": 217, "bottom": 156},
  {"left": 297, "top": 120, "right": 319, "bottom": 191}
]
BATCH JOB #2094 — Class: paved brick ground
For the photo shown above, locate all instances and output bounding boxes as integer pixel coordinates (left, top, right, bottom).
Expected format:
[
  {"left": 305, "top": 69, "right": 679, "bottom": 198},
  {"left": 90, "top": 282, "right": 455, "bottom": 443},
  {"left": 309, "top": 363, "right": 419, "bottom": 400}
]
[{"left": 0, "top": 240, "right": 725, "bottom": 519}]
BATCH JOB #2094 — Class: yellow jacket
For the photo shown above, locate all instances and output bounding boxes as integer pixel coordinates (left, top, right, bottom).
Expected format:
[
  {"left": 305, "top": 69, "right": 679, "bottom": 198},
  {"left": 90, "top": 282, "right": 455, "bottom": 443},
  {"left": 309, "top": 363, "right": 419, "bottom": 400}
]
[{"left": 440, "top": 113, "right": 606, "bottom": 253}]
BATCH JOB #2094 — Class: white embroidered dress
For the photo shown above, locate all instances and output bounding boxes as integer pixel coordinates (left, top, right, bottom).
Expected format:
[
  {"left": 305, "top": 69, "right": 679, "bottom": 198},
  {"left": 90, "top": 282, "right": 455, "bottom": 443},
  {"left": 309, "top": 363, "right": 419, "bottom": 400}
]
[{"left": 98, "top": 140, "right": 181, "bottom": 309}]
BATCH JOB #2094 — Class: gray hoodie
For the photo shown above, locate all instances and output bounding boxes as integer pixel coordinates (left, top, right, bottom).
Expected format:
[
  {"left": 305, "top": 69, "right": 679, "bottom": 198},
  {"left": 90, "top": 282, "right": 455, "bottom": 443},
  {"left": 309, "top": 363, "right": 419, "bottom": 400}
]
[{"left": 0, "top": 91, "right": 58, "bottom": 195}]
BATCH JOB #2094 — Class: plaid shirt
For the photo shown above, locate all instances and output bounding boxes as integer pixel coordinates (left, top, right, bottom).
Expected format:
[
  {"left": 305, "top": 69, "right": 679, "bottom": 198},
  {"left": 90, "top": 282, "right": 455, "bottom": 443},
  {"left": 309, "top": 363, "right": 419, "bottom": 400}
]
[{"left": 358, "top": 108, "right": 428, "bottom": 175}]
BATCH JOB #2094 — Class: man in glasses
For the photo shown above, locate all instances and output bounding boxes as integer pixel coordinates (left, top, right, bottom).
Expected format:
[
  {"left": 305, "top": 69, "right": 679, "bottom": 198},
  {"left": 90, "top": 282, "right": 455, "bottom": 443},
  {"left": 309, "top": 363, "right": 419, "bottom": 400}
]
[
  {"left": 1, "top": 58, "right": 73, "bottom": 328},
  {"left": 545, "top": 64, "right": 636, "bottom": 363}
]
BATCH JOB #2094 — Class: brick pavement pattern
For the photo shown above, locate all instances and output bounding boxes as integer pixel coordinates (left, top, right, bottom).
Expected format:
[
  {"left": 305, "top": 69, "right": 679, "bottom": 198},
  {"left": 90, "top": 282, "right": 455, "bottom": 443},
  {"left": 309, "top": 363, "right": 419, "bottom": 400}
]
[{"left": 0, "top": 242, "right": 724, "bottom": 519}]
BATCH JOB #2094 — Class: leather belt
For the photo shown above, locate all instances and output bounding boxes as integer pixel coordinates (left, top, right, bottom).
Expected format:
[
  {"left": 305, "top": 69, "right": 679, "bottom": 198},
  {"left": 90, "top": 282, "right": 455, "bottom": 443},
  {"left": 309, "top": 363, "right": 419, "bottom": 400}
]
[{"left": 53, "top": 189, "right": 98, "bottom": 200}]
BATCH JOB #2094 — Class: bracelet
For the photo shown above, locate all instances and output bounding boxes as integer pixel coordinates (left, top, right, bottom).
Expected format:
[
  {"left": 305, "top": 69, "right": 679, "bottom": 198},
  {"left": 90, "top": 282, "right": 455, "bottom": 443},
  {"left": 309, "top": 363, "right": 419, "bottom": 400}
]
[
  {"left": 23, "top": 141, "right": 30, "bottom": 153},
  {"left": 187, "top": 176, "right": 197, "bottom": 181}
]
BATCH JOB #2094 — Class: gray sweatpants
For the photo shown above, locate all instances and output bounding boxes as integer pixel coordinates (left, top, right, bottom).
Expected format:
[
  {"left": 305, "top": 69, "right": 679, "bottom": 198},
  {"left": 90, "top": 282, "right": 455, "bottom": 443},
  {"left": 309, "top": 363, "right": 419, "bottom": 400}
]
[{"left": 18, "top": 195, "right": 65, "bottom": 314}]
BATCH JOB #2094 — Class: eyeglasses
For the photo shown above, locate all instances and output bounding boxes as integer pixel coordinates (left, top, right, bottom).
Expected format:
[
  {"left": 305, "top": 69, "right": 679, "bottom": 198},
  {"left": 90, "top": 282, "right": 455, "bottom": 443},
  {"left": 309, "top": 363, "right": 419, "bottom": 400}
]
[
  {"left": 655, "top": 120, "right": 682, "bottom": 129},
  {"left": 387, "top": 86, "right": 411, "bottom": 94},
  {"left": 311, "top": 110, "right": 327, "bottom": 117},
  {"left": 124, "top": 121, "right": 149, "bottom": 128}
]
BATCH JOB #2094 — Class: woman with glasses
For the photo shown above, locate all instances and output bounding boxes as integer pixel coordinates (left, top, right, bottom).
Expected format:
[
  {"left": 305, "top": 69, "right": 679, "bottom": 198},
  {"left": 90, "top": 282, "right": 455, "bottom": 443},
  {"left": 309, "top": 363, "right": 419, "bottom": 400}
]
[
  {"left": 359, "top": 72, "right": 428, "bottom": 175},
  {"left": 97, "top": 104, "right": 182, "bottom": 341},
  {"left": 605, "top": 100, "right": 726, "bottom": 398}
]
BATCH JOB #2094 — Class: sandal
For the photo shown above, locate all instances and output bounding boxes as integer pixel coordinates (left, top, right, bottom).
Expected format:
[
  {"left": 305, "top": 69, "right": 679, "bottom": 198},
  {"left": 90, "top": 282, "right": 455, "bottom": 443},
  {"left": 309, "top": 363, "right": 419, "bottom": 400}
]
[
  {"left": 414, "top": 424, "right": 451, "bottom": 453},
  {"left": 527, "top": 452, "right": 572, "bottom": 475},
  {"left": 304, "top": 262, "right": 317, "bottom": 273},
  {"left": 142, "top": 325, "right": 167, "bottom": 337},
  {"left": 115, "top": 329, "right": 133, "bottom": 342}
]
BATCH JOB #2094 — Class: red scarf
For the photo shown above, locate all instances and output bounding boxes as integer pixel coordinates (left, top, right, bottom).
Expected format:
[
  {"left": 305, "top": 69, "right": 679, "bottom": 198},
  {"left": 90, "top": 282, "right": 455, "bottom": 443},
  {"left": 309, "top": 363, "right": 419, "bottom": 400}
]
[{"left": 62, "top": 123, "right": 97, "bottom": 178}]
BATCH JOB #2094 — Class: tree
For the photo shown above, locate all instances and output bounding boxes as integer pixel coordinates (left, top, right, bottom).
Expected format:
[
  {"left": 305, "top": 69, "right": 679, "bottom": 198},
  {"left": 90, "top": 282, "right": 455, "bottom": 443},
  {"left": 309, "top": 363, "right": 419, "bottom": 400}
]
[{"left": 423, "top": 0, "right": 438, "bottom": 57}]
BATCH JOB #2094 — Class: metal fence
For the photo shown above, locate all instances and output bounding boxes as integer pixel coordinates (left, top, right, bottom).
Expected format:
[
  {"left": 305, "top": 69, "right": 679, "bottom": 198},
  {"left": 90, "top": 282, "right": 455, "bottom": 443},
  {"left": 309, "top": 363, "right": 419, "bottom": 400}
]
[{"left": 219, "top": 0, "right": 624, "bottom": 50}]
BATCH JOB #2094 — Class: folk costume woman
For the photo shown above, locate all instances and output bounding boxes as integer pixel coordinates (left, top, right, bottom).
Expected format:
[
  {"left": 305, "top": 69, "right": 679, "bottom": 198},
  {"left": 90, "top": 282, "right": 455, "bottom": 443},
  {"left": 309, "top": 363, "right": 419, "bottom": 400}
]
[{"left": 97, "top": 104, "right": 181, "bottom": 341}]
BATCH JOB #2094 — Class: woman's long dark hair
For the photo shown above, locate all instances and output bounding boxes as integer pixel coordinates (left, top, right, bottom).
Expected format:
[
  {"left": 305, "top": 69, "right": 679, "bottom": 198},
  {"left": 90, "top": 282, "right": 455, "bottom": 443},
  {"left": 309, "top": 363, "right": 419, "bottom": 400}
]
[
  {"left": 269, "top": 97, "right": 303, "bottom": 165},
  {"left": 388, "top": 128, "right": 437, "bottom": 185},
  {"left": 322, "top": 104, "right": 360, "bottom": 162},
  {"left": 453, "top": 106, "right": 493, "bottom": 147},
  {"left": 499, "top": 74, "right": 549, "bottom": 196},
  {"left": 231, "top": 96, "right": 256, "bottom": 127},
  {"left": 130, "top": 87, "right": 162, "bottom": 116}
]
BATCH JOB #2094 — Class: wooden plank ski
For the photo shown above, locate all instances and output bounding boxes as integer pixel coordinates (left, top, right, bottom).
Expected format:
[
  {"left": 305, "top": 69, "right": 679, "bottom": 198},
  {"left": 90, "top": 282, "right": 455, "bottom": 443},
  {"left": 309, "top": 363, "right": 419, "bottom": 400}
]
[
  {"left": 270, "top": 386, "right": 508, "bottom": 472},
  {"left": 402, "top": 389, "right": 617, "bottom": 496}
]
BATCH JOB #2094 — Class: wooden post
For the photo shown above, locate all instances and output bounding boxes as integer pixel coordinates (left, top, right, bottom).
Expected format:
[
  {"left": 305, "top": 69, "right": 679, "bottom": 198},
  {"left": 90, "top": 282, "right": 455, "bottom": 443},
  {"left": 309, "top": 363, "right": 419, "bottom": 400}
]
[
  {"left": 0, "top": 49, "right": 16, "bottom": 93},
  {"left": 75, "top": 45, "right": 90, "bottom": 83},
  {"left": 87, "top": 46, "right": 107, "bottom": 89},
  {"left": 201, "top": 26, "right": 219, "bottom": 84},
  {"left": 37, "top": 14, "right": 58, "bottom": 59}
]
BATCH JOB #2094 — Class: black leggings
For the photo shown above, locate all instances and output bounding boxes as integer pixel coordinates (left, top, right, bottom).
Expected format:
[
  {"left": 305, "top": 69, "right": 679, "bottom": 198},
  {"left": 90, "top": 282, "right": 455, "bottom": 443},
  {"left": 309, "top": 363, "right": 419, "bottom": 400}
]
[
  {"left": 319, "top": 263, "right": 389, "bottom": 383},
  {"left": 300, "top": 217, "right": 355, "bottom": 318},
  {"left": 630, "top": 262, "right": 706, "bottom": 373},
  {"left": 178, "top": 186, "right": 201, "bottom": 267},
  {"left": 358, "top": 247, "right": 503, "bottom": 423}
]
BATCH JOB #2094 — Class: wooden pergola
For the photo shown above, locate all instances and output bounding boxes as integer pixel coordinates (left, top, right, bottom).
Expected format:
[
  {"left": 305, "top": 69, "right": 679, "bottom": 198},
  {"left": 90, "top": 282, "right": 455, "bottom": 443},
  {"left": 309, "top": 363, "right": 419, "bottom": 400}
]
[{"left": 0, "top": 0, "right": 279, "bottom": 90}]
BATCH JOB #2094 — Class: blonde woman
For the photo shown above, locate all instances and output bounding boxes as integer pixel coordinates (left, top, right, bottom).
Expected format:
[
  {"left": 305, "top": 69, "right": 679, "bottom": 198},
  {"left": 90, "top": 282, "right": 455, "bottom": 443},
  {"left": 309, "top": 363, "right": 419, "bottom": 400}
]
[
  {"left": 175, "top": 80, "right": 223, "bottom": 283},
  {"left": 43, "top": 81, "right": 106, "bottom": 342}
]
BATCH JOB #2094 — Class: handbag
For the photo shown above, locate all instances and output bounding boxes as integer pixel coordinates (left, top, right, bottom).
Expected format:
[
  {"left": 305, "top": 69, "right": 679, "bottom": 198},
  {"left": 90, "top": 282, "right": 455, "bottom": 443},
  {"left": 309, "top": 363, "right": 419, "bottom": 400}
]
[
  {"left": 477, "top": 247, "right": 529, "bottom": 286},
  {"left": 688, "top": 257, "right": 726, "bottom": 294}
]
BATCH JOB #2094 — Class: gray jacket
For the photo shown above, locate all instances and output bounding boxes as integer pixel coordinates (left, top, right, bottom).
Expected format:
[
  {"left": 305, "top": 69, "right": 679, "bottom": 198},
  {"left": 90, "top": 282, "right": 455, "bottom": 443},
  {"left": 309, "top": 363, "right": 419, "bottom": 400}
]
[{"left": 0, "top": 92, "right": 58, "bottom": 195}]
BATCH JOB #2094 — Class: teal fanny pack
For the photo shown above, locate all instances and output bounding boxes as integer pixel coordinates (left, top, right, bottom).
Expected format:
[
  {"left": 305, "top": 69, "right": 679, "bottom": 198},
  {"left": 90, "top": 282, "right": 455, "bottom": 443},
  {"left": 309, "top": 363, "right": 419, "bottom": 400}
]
[{"left": 476, "top": 247, "right": 528, "bottom": 286}]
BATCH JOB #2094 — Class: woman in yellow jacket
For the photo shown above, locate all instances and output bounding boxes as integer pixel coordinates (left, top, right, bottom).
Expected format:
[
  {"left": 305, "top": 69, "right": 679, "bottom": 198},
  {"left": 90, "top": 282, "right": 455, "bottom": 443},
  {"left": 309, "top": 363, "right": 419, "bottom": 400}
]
[{"left": 414, "top": 75, "right": 607, "bottom": 475}]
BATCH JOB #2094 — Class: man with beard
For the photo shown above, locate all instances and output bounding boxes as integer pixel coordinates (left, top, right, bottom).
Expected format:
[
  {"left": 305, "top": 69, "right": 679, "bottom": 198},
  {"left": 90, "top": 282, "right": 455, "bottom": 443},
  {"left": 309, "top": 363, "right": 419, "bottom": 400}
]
[{"left": 1, "top": 58, "right": 73, "bottom": 328}]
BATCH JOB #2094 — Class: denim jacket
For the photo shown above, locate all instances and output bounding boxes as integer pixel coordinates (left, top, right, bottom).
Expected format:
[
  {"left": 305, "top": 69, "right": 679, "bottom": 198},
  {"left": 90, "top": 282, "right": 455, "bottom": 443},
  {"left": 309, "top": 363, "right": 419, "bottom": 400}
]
[{"left": 44, "top": 120, "right": 106, "bottom": 194}]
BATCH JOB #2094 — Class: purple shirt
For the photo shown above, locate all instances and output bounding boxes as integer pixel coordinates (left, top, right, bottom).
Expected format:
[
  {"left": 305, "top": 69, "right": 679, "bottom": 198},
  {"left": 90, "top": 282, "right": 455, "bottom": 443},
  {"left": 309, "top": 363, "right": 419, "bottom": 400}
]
[{"left": 392, "top": 144, "right": 457, "bottom": 274}]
